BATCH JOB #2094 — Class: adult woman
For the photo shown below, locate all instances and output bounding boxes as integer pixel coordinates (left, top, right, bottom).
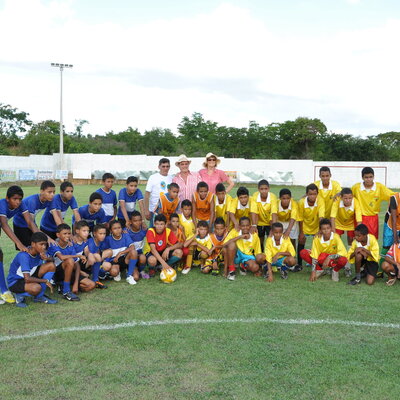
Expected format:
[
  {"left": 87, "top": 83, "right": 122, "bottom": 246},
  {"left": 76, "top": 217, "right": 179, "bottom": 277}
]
[
  {"left": 172, "top": 154, "right": 200, "bottom": 204},
  {"left": 198, "top": 152, "right": 234, "bottom": 194}
]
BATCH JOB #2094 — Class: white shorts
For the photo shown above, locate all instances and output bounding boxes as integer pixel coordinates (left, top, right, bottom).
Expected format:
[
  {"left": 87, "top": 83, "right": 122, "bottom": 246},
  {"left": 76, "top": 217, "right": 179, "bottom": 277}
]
[{"left": 281, "top": 221, "right": 299, "bottom": 239}]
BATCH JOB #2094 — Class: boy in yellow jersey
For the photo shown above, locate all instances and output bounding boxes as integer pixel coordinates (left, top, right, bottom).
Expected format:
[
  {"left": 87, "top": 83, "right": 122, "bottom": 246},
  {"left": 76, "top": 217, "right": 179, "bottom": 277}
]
[
  {"left": 182, "top": 221, "right": 214, "bottom": 274},
  {"left": 252, "top": 180, "right": 277, "bottom": 252},
  {"left": 223, "top": 216, "right": 263, "bottom": 281},
  {"left": 351, "top": 167, "right": 394, "bottom": 239},
  {"left": 214, "top": 183, "right": 232, "bottom": 226},
  {"left": 192, "top": 181, "right": 214, "bottom": 225},
  {"left": 381, "top": 241, "right": 400, "bottom": 286},
  {"left": 228, "top": 187, "right": 258, "bottom": 233},
  {"left": 300, "top": 219, "right": 348, "bottom": 282},
  {"left": 277, "top": 188, "right": 299, "bottom": 243},
  {"left": 381, "top": 192, "right": 400, "bottom": 264},
  {"left": 297, "top": 184, "right": 325, "bottom": 266},
  {"left": 178, "top": 200, "right": 196, "bottom": 270},
  {"left": 347, "top": 224, "right": 380, "bottom": 285},
  {"left": 260, "top": 222, "right": 296, "bottom": 282},
  {"left": 209, "top": 218, "right": 228, "bottom": 276},
  {"left": 314, "top": 166, "right": 342, "bottom": 218}
]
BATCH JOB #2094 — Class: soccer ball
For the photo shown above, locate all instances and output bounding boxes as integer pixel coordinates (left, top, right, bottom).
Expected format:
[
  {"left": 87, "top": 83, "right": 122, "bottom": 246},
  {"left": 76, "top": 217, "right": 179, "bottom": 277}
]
[{"left": 160, "top": 267, "right": 177, "bottom": 284}]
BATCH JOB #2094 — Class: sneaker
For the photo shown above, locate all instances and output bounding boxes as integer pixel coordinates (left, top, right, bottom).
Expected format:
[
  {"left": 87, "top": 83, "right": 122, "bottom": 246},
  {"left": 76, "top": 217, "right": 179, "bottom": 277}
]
[
  {"left": 149, "top": 269, "right": 156, "bottom": 278},
  {"left": 291, "top": 264, "right": 303, "bottom": 272},
  {"left": 239, "top": 263, "right": 247, "bottom": 276},
  {"left": 126, "top": 276, "right": 137, "bottom": 285},
  {"left": 332, "top": 270, "right": 339, "bottom": 282},
  {"left": 0, "top": 298, "right": 5, "bottom": 305},
  {"left": 95, "top": 281, "right": 108, "bottom": 289},
  {"left": 280, "top": 269, "right": 288, "bottom": 280},
  {"left": 227, "top": 271, "right": 236, "bottom": 281},
  {"left": 0, "top": 291, "right": 15, "bottom": 304},
  {"left": 140, "top": 271, "right": 150, "bottom": 279},
  {"left": 113, "top": 273, "right": 121, "bottom": 282},
  {"left": 386, "top": 277, "right": 397, "bottom": 286},
  {"left": 344, "top": 268, "right": 352, "bottom": 278},
  {"left": 211, "top": 269, "right": 219, "bottom": 276},
  {"left": 182, "top": 267, "right": 191, "bottom": 275},
  {"left": 348, "top": 277, "right": 361, "bottom": 285},
  {"left": 376, "top": 271, "right": 384, "bottom": 279},
  {"left": 63, "top": 291, "right": 80, "bottom": 301},
  {"left": 15, "top": 294, "right": 27, "bottom": 308},
  {"left": 33, "top": 295, "right": 58, "bottom": 304},
  {"left": 272, "top": 266, "right": 278, "bottom": 273}
]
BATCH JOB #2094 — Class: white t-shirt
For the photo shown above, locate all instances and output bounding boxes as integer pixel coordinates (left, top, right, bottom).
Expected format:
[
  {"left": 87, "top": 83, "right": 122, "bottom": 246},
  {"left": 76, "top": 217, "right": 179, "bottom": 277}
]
[{"left": 145, "top": 173, "right": 173, "bottom": 212}]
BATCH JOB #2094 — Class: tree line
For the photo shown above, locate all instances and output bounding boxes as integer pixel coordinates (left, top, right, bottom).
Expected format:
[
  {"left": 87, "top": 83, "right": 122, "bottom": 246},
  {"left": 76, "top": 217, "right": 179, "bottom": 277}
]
[{"left": 1, "top": 103, "right": 400, "bottom": 161}]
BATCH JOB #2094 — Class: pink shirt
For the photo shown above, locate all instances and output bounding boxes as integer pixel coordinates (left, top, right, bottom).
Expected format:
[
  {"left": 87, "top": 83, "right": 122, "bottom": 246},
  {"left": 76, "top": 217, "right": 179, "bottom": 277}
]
[
  {"left": 198, "top": 168, "right": 229, "bottom": 193},
  {"left": 173, "top": 171, "right": 201, "bottom": 204}
]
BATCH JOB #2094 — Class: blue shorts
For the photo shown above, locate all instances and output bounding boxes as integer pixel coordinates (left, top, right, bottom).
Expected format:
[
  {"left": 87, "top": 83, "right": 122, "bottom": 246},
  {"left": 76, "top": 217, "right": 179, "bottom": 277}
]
[
  {"left": 271, "top": 257, "right": 285, "bottom": 268},
  {"left": 234, "top": 250, "right": 256, "bottom": 265},
  {"left": 383, "top": 223, "right": 400, "bottom": 248}
]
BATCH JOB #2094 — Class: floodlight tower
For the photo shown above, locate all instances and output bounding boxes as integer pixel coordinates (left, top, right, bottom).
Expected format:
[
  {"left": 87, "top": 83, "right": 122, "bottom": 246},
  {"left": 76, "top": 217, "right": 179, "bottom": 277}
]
[{"left": 50, "top": 63, "right": 73, "bottom": 171}]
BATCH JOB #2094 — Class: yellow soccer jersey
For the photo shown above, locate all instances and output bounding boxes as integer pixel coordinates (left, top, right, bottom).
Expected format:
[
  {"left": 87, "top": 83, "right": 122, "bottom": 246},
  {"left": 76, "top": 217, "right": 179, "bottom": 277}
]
[
  {"left": 330, "top": 198, "right": 362, "bottom": 231},
  {"left": 252, "top": 191, "right": 278, "bottom": 226},
  {"left": 310, "top": 232, "right": 347, "bottom": 259},
  {"left": 196, "top": 235, "right": 213, "bottom": 251},
  {"left": 264, "top": 236, "right": 296, "bottom": 263},
  {"left": 347, "top": 234, "right": 380, "bottom": 263},
  {"left": 298, "top": 197, "right": 325, "bottom": 235},
  {"left": 277, "top": 199, "right": 299, "bottom": 222},
  {"left": 215, "top": 193, "right": 232, "bottom": 223},
  {"left": 224, "top": 229, "right": 262, "bottom": 256},
  {"left": 314, "top": 180, "right": 342, "bottom": 218},
  {"left": 179, "top": 214, "right": 195, "bottom": 240},
  {"left": 351, "top": 182, "right": 394, "bottom": 216},
  {"left": 228, "top": 197, "right": 258, "bottom": 220}
]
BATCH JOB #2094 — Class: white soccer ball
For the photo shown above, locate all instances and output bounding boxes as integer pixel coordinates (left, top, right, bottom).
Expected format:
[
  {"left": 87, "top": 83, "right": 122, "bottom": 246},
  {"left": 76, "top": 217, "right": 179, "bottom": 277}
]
[{"left": 160, "top": 267, "right": 177, "bottom": 284}]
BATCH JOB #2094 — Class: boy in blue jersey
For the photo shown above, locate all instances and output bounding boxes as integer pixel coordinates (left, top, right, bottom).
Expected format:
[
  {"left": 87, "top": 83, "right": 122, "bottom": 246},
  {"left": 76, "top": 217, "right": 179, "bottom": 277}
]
[
  {"left": 118, "top": 176, "right": 145, "bottom": 228},
  {"left": 48, "top": 223, "right": 91, "bottom": 301},
  {"left": 0, "top": 186, "right": 32, "bottom": 303},
  {"left": 73, "top": 192, "right": 107, "bottom": 232},
  {"left": 126, "top": 210, "right": 149, "bottom": 278},
  {"left": 13, "top": 180, "right": 56, "bottom": 247},
  {"left": 7, "top": 231, "right": 57, "bottom": 308},
  {"left": 40, "top": 181, "right": 80, "bottom": 239},
  {"left": 102, "top": 220, "right": 140, "bottom": 285},
  {"left": 86, "top": 224, "right": 108, "bottom": 287},
  {"left": 96, "top": 173, "right": 117, "bottom": 225}
]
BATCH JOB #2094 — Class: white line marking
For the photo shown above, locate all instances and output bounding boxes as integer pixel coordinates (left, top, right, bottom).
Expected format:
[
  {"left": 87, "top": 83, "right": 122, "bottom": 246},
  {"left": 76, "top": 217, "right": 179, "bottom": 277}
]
[{"left": 1, "top": 317, "right": 399, "bottom": 342}]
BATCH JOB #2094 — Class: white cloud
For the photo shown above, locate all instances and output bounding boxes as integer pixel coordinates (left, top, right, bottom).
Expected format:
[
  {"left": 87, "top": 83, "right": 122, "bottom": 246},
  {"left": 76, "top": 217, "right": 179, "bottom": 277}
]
[{"left": 0, "top": 0, "right": 399, "bottom": 137}]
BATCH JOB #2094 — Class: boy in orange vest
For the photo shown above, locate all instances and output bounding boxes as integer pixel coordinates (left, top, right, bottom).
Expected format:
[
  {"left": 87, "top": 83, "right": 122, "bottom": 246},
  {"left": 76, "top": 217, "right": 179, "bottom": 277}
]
[
  {"left": 192, "top": 181, "right": 215, "bottom": 226},
  {"left": 382, "top": 240, "right": 400, "bottom": 286},
  {"left": 154, "top": 183, "right": 180, "bottom": 223}
]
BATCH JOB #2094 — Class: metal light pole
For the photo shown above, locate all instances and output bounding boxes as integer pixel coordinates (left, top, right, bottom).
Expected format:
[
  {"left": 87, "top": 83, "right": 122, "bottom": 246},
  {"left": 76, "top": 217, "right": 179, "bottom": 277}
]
[{"left": 51, "top": 63, "right": 73, "bottom": 171}]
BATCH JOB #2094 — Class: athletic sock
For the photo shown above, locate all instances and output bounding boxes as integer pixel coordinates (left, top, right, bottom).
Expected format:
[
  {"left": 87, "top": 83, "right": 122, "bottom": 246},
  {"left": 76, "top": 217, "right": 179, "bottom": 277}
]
[
  {"left": 127, "top": 259, "right": 138, "bottom": 277},
  {"left": 21, "top": 292, "right": 32, "bottom": 298},
  {"left": 167, "top": 256, "right": 181, "bottom": 266},
  {"left": 228, "top": 265, "right": 235, "bottom": 273},
  {"left": 0, "top": 261, "right": 7, "bottom": 293},
  {"left": 92, "top": 262, "right": 101, "bottom": 282},
  {"left": 297, "top": 244, "right": 305, "bottom": 265},
  {"left": 185, "top": 251, "right": 193, "bottom": 268},
  {"left": 356, "top": 272, "right": 361, "bottom": 280},
  {"left": 63, "top": 281, "right": 71, "bottom": 294},
  {"left": 36, "top": 272, "right": 54, "bottom": 298}
]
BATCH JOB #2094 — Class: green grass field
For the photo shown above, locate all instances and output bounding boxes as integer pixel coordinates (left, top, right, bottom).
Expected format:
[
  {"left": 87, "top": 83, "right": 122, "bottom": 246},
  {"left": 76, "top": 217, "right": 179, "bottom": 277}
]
[{"left": 1, "top": 184, "right": 399, "bottom": 400}]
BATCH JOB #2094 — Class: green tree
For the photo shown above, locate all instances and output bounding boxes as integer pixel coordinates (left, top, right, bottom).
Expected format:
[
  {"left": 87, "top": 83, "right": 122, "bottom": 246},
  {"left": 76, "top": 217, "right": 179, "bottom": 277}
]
[
  {"left": 21, "top": 120, "right": 59, "bottom": 155},
  {"left": 0, "top": 103, "right": 31, "bottom": 148}
]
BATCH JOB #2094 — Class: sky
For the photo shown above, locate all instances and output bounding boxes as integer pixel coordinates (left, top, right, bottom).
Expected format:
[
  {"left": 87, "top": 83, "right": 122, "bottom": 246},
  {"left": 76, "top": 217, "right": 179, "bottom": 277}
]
[{"left": 1, "top": 0, "right": 400, "bottom": 137}]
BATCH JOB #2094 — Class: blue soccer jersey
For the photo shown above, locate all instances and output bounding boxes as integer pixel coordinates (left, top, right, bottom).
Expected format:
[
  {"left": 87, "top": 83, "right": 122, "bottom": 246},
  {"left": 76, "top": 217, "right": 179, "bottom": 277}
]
[
  {"left": 72, "top": 205, "right": 107, "bottom": 229},
  {"left": 117, "top": 188, "right": 144, "bottom": 220},
  {"left": 0, "top": 198, "right": 28, "bottom": 227},
  {"left": 40, "top": 194, "right": 78, "bottom": 232},
  {"left": 126, "top": 227, "right": 147, "bottom": 252},
  {"left": 103, "top": 233, "right": 133, "bottom": 257},
  {"left": 13, "top": 194, "right": 51, "bottom": 228},
  {"left": 7, "top": 251, "right": 44, "bottom": 288},
  {"left": 87, "top": 237, "right": 105, "bottom": 254},
  {"left": 96, "top": 188, "right": 117, "bottom": 223},
  {"left": 48, "top": 241, "right": 77, "bottom": 266},
  {"left": 73, "top": 239, "right": 88, "bottom": 255}
]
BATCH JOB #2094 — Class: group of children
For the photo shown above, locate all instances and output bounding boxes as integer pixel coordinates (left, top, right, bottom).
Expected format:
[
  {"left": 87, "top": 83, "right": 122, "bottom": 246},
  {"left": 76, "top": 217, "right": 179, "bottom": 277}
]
[{"left": 0, "top": 165, "right": 399, "bottom": 308}]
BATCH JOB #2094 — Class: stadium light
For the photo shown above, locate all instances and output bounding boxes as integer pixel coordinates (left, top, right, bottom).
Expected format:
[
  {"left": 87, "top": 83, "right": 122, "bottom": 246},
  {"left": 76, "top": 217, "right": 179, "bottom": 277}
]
[{"left": 51, "top": 63, "right": 73, "bottom": 171}]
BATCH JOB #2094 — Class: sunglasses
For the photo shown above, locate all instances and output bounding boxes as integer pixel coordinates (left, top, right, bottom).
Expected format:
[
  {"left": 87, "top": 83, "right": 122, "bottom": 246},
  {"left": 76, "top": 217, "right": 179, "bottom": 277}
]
[{"left": 207, "top": 158, "right": 217, "bottom": 161}]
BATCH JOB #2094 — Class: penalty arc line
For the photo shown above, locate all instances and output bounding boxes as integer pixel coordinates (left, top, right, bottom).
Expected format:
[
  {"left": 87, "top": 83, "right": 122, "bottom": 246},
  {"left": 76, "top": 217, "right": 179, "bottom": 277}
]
[{"left": 1, "top": 317, "right": 400, "bottom": 342}]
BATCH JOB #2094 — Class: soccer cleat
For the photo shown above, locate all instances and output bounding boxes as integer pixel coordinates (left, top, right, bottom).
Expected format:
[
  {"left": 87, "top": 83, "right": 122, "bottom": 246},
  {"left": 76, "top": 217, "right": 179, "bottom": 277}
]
[
  {"left": 181, "top": 267, "right": 191, "bottom": 275},
  {"left": 113, "top": 273, "right": 121, "bottom": 282},
  {"left": 211, "top": 269, "right": 219, "bottom": 276},
  {"left": 149, "top": 268, "right": 156, "bottom": 278},
  {"left": 0, "top": 298, "right": 5, "bottom": 305},
  {"left": 239, "top": 263, "right": 247, "bottom": 276},
  {"left": 386, "top": 277, "right": 397, "bottom": 286},
  {"left": 63, "top": 291, "right": 80, "bottom": 301},
  {"left": 376, "top": 271, "right": 384, "bottom": 279},
  {"left": 271, "top": 266, "right": 278, "bottom": 273},
  {"left": 1, "top": 291, "right": 16, "bottom": 304},
  {"left": 348, "top": 277, "right": 361, "bottom": 285},
  {"left": 95, "top": 281, "right": 108, "bottom": 289},
  {"left": 331, "top": 270, "right": 339, "bottom": 282},
  {"left": 15, "top": 294, "right": 27, "bottom": 308},
  {"left": 280, "top": 269, "right": 288, "bottom": 280},
  {"left": 344, "top": 268, "right": 352, "bottom": 278},
  {"left": 227, "top": 271, "right": 236, "bottom": 281},
  {"left": 33, "top": 295, "right": 58, "bottom": 304},
  {"left": 126, "top": 276, "right": 137, "bottom": 285},
  {"left": 291, "top": 264, "right": 303, "bottom": 272},
  {"left": 140, "top": 271, "right": 150, "bottom": 279}
]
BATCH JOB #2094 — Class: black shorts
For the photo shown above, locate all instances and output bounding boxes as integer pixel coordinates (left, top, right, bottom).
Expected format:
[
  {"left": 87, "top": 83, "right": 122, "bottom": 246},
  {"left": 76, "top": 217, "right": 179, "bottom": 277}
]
[
  {"left": 108, "top": 254, "right": 128, "bottom": 270},
  {"left": 40, "top": 227, "right": 57, "bottom": 240},
  {"left": 79, "top": 259, "right": 91, "bottom": 275},
  {"left": 13, "top": 224, "right": 33, "bottom": 248},
  {"left": 362, "top": 260, "right": 379, "bottom": 278},
  {"left": 9, "top": 267, "right": 40, "bottom": 294},
  {"left": 257, "top": 226, "right": 271, "bottom": 238}
]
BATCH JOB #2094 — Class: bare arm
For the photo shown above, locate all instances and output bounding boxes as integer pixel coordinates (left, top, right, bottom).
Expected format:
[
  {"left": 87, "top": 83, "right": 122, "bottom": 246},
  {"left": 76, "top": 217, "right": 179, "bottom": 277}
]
[
  {"left": 0, "top": 216, "right": 27, "bottom": 252},
  {"left": 225, "top": 176, "right": 235, "bottom": 193}
]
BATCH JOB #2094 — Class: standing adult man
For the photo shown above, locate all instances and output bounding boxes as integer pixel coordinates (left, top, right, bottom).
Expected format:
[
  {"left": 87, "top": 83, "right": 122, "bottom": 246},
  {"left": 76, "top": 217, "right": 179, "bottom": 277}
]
[
  {"left": 173, "top": 154, "right": 200, "bottom": 205},
  {"left": 144, "top": 158, "right": 173, "bottom": 225}
]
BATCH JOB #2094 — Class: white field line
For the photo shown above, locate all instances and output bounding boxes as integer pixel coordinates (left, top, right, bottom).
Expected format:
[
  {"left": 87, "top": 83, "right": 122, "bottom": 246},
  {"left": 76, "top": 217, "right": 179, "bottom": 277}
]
[{"left": 1, "top": 317, "right": 400, "bottom": 343}]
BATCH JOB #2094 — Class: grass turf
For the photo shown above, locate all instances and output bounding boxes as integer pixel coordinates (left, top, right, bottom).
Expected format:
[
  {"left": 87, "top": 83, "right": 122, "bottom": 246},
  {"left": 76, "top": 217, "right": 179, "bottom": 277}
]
[{"left": 0, "top": 184, "right": 399, "bottom": 400}]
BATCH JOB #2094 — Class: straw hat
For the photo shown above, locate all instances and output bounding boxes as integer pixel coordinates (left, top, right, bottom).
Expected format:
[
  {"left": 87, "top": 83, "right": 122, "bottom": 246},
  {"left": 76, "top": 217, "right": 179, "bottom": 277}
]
[
  {"left": 203, "top": 152, "right": 221, "bottom": 168},
  {"left": 175, "top": 154, "right": 192, "bottom": 167}
]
